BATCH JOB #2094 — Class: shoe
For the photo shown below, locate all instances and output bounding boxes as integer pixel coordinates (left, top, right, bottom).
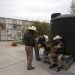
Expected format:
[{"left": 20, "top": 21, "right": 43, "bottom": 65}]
[
  {"left": 27, "top": 67, "right": 35, "bottom": 70},
  {"left": 49, "top": 64, "right": 57, "bottom": 69},
  {"left": 56, "top": 67, "right": 61, "bottom": 72}
]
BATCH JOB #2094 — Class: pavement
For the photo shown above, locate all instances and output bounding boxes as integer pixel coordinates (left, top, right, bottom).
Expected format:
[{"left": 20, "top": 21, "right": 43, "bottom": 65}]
[{"left": 0, "top": 41, "right": 75, "bottom": 75}]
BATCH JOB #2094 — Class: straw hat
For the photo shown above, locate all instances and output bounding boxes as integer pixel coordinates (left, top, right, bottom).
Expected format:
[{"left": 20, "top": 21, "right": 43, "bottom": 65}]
[
  {"left": 28, "top": 26, "right": 37, "bottom": 32},
  {"left": 44, "top": 35, "right": 49, "bottom": 42},
  {"left": 53, "top": 35, "right": 62, "bottom": 40}
]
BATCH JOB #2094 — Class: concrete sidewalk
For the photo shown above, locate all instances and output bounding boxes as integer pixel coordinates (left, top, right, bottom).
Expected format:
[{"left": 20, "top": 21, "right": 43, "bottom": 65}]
[{"left": 0, "top": 41, "right": 75, "bottom": 75}]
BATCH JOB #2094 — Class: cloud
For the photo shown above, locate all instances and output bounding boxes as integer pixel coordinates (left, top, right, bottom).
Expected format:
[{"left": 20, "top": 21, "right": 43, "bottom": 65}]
[{"left": 0, "top": 0, "right": 72, "bottom": 22}]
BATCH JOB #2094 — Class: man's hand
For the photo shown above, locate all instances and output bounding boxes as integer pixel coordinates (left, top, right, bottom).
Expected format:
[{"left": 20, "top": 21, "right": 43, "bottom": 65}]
[
  {"left": 38, "top": 44, "right": 42, "bottom": 49},
  {"left": 56, "top": 44, "right": 61, "bottom": 49}
]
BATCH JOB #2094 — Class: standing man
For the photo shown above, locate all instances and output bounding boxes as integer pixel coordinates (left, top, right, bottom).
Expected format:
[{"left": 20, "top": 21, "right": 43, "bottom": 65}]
[{"left": 23, "top": 26, "right": 37, "bottom": 70}]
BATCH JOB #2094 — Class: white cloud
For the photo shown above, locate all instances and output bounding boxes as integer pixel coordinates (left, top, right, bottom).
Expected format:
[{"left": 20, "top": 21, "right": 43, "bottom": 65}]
[{"left": 0, "top": 0, "right": 72, "bottom": 22}]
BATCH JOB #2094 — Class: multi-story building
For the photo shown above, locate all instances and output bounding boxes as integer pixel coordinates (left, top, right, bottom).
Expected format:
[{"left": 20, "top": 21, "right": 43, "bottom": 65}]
[{"left": 0, "top": 17, "right": 33, "bottom": 41}]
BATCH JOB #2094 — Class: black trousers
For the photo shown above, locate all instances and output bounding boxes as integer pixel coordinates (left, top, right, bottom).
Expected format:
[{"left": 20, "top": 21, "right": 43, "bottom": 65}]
[
  {"left": 34, "top": 46, "right": 40, "bottom": 60},
  {"left": 34, "top": 43, "right": 48, "bottom": 60}
]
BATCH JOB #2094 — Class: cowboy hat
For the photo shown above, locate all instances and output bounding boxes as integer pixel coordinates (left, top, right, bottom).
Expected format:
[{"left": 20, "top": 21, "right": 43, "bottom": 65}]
[
  {"left": 53, "top": 35, "right": 62, "bottom": 40},
  {"left": 44, "top": 35, "right": 49, "bottom": 42},
  {"left": 28, "top": 26, "right": 37, "bottom": 31}
]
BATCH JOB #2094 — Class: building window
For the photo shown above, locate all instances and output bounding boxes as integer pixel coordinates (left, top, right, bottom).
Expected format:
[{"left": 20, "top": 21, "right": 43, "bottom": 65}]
[
  {"left": 13, "top": 25, "right": 17, "bottom": 29},
  {"left": 8, "top": 34, "right": 12, "bottom": 37},
  {"left": 17, "top": 25, "right": 21, "bottom": 29},
  {"left": 6, "top": 19, "right": 12, "bottom": 24}
]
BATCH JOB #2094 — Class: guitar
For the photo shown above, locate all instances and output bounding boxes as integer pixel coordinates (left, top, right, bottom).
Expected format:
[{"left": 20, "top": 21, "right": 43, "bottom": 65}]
[
  {"left": 50, "top": 42, "right": 62, "bottom": 54},
  {"left": 50, "top": 46, "right": 57, "bottom": 54}
]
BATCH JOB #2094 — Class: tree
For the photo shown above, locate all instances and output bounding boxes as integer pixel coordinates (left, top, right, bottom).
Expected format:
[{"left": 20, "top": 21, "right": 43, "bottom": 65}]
[
  {"left": 0, "top": 23, "right": 5, "bottom": 29},
  {"left": 71, "top": 0, "right": 75, "bottom": 14},
  {"left": 21, "top": 21, "right": 50, "bottom": 40},
  {"left": 33, "top": 21, "right": 50, "bottom": 36},
  {"left": 0, "top": 23, "right": 5, "bottom": 40}
]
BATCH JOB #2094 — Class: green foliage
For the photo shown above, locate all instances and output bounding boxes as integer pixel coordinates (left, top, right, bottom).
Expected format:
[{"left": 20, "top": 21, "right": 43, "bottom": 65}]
[
  {"left": 71, "top": 0, "right": 75, "bottom": 14},
  {"left": 21, "top": 26, "right": 27, "bottom": 34},
  {"left": 33, "top": 21, "right": 50, "bottom": 36},
  {"left": 0, "top": 23, "right": 5, "bottom": 29},
  {"left": 21, "top": 21, "right": 50, "bottom": 42}
]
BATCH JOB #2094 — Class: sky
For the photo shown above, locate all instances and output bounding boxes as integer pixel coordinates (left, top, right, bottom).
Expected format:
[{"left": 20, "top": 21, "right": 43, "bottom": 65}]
[{"left": 0, "top": 0, "right": 72, "bottom": 22}]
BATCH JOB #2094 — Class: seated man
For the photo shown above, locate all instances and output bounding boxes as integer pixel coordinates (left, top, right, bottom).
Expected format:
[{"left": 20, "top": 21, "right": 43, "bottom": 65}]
[
  {"left": 34, "top": 35, "right": 49, "bottom": 61},
  {"left": 48, "top": 35, "right": 64, "bottom": 72}
]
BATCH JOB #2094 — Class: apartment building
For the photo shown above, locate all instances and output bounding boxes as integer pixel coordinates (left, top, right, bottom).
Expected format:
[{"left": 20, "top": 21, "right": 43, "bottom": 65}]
[{"left": 0, "top": 17, "right": 33, "bottom": 41}]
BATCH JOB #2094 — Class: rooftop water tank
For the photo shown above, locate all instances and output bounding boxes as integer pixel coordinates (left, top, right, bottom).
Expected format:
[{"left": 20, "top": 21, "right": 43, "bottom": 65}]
[{"left": 50, "top": 13, "right": 75, "bottom": 57}]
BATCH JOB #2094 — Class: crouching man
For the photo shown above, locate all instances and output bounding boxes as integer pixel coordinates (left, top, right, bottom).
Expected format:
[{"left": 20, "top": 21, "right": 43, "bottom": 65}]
[
  {"left": 48, "top": 35, "right": 64, "bottom": 72},
  {"left": 34, "top": 35, "right": 49, "bottom": 61}
]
